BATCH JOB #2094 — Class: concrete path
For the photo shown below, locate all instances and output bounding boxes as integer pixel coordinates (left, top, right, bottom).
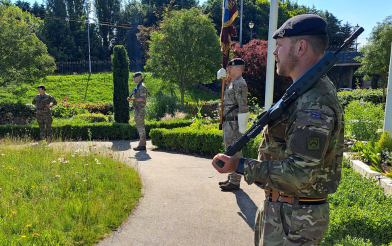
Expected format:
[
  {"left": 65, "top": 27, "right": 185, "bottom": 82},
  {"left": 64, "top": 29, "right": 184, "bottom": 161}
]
[{"left": 52, "top": 140, "right": 264, "bottom": 246}]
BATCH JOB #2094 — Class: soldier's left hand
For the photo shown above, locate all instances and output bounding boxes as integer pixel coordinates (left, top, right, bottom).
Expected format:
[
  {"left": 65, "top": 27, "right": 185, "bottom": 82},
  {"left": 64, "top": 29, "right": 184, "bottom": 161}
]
[{"left": 212, "top": 154, "right": 239, "bottom": 173}]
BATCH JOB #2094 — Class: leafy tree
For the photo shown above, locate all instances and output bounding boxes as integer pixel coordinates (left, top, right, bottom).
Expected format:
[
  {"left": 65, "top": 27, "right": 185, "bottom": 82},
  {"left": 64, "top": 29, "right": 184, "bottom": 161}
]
[
  {"left": 0, "top": 4, "right": 56, "bottom": 87},
  {"left": 145, "top": 8, "right": 221, "bottom": 105},
  {"left": 231, "top": 39, "right": 292, "bottom": 106},
  {"left": 356, "top": 16, "right": 392, "bottom": 102},
  {"left": 112, "top": 45, "right": 130, "bottom": 123},
  {"left": 94, "top": 0, "right": 121, "bottom": 59}
]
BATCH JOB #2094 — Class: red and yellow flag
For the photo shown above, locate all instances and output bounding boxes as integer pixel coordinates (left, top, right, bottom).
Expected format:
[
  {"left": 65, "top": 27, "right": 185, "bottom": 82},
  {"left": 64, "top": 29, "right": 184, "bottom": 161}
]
[{"left": 220, "top": 0, "right": 238, "bottom": 69}]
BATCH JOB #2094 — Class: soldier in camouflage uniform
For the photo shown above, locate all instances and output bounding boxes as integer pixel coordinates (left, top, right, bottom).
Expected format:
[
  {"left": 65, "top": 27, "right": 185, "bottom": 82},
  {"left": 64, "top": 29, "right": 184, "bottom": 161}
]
[
  {"left": 127, "top": 72, "right": 147, "bottom": 151},
  {"left": 212, "top": 14, "right": 344, "bottom": 245},
  {"left": 32, "top": 85, "right": 58, "bottom": 141},
  {"left": 216, "top": 58, "right": 250, "bottom": 191}
]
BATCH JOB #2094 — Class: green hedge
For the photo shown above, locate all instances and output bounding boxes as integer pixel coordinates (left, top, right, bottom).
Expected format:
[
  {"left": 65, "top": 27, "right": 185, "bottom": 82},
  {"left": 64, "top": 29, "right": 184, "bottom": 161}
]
[
  {"left": 338, "top": 89, "right": 384, "bottom": 109},
  {"left": 0, "top": 120, "right": 192, "bottom": 140},
  {"left": 150, "top": 123, "right": 262, "bottom": 157},
  {"left": 0, "top": 102, "right": 35, "bottom": 125}
]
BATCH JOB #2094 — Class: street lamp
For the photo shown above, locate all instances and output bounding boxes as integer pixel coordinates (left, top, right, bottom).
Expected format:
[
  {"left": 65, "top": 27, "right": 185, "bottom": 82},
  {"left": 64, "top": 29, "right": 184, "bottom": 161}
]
[
  {"left": 249, "top": 21, "right": 254, "bottom": 41},
  {"left": 354, "top": 24, "right": 361, "bottom": 52}
]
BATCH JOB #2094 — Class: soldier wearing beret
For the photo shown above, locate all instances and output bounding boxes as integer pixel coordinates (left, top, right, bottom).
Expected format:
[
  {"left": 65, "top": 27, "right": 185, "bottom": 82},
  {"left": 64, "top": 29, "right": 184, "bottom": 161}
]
[
  {"left": 212, "top": 14, "right": 344, "bottom": 245},
  {"left": 32, "top": 85, "right": 58, "bottom": 141},
  {"left": 127, "top": 72, "right": 147, "bottom": 151},
  {"left": 216, "top": 58, "right": 250, "bottom": 191}
]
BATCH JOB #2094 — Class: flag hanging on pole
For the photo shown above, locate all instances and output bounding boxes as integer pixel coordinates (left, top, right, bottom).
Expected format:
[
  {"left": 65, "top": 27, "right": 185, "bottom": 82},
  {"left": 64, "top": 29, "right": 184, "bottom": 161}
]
[{"left": 220, "top": 0, "right": 238, "bottom": 69}]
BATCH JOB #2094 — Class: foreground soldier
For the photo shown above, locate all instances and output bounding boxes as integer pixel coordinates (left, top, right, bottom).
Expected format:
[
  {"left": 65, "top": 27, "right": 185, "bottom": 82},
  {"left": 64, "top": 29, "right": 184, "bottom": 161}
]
[
  {"left": 127, "top": 72, "right": 147, "bottom": 151},
  {"left": 216, "top": 58, "right": 250, "bottom": 191},
  {"left": 212, "top": 14, "right": 344, "bottom": 245},
  {"left": 32, "top": 85, "right": 58, "bottom": 141}
]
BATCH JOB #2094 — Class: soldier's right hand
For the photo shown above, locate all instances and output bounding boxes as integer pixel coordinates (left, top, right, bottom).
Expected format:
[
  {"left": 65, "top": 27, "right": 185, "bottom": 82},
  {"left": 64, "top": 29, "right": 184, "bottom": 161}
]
[{"left": 217, "top": 68, "right": 227, "bottom": 80}]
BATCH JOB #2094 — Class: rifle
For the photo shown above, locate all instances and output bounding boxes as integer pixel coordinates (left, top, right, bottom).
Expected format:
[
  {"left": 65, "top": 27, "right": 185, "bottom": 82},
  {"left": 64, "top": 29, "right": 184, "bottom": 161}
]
[{"left": 216, "top": 27, "right": 364, "bottom": 168}]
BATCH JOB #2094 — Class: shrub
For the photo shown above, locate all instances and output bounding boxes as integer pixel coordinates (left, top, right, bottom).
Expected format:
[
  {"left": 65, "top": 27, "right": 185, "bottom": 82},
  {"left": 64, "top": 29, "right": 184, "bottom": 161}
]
[
  {"left": 112, "top": 45, "right": 130, "bottom": 123},
  {"left": 146, "top": 91, "right": 179, "bottom": 120},
  {"left": 375, "top": 131, "right": 392, "bottom": 153},
  {"left": 338, "top": 88, "right": 384, "bottom": 109},
  {"left": 72, "top": 113, "right": 110, "bottom": 123},
  {"left": 0, "top": 102, "right": 35, "bottom": 125},
  {"left": 344, "top": 100, "right": 384, "bottom": 141}
]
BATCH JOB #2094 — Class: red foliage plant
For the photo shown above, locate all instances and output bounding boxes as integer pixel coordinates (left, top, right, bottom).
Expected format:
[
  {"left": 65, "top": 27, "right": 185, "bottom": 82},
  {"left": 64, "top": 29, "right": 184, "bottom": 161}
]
[{"left": 231, "top": 40, "right": 292, "bottom": 107}]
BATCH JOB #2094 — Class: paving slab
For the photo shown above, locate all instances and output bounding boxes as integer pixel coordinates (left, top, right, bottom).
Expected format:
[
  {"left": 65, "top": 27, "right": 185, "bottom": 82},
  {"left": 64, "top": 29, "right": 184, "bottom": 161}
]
[{"left": 51, "top": 140, "right": 265, "bottom": 246}]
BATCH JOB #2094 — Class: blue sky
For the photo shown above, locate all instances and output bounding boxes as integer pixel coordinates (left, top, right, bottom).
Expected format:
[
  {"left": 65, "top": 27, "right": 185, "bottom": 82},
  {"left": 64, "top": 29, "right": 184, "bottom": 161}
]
[{"left": 19, "top": 0, "right": 391, "bottom": 47}]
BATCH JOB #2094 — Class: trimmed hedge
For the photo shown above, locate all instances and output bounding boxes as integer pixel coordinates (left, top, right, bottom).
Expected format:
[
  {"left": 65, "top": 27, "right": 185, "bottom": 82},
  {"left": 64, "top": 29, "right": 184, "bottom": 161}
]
[
  {"left": 338, "top": 89, "right": 384, "bottom": 109},
  {"left": 0, "top": 120, "right": 192, "bottom": 140},
  {"left": 150, "top": 123, "right": 263, "bottom": 157},
  {"left": 0, "top": 102, "right": 35, "bottom": 125}
]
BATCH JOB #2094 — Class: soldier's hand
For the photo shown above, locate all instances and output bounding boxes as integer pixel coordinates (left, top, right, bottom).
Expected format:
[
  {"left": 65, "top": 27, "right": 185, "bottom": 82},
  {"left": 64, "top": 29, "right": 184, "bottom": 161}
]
[
  {"left": 212, "top": 154, "right": 239, "bottom": 173},
  {"left": 127, "top": 97, "right": 133, "bottom": 102},
  {"left": 217, "top": 68, "right": 227, "bottom": 80}
]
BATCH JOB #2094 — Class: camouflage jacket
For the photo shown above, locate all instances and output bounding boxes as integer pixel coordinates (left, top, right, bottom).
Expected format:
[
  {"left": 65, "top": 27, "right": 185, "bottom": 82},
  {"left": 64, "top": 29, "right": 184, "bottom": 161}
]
[
  {"left": 223, "top": 76, "right": 249, "bottom": 117},
  {"left": 32, "top": 93, "right": 58, "bottom": 111},
  {"left": 133, "top": 83, "right": 147, "bottom": 108},
  {"left": 243, "top": 76, "right": 344, "bottom": 198}
]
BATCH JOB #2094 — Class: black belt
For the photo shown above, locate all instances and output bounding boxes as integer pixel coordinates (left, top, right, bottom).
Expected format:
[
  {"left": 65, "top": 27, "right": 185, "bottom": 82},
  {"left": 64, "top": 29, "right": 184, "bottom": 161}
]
[{"left": 225, "top": 116, "right": 238, "bottom": 121}]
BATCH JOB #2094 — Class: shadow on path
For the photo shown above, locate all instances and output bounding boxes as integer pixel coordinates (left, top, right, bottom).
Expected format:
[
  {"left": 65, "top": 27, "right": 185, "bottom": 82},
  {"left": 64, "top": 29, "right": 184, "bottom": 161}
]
[
  {"left": 135, "top": 150, "right": 151, "bottom": 161},
  {"left": 233, "top": 189, "right": 259, "bottom": 231},
  {"left": 110, "top": 140, "right": 131, "bottom": 151}
]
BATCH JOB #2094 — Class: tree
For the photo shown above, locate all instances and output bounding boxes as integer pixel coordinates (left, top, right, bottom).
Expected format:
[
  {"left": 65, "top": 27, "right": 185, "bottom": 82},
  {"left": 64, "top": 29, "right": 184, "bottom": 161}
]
[
  {"left": 0, "top": 4, "right": 56, "bottom": 87},
  {"left": 356, "top": 16, "right": 392, "bottom": 102},
  {"left": 112, "top": 45, "right": 130, "bottom": 123},
  {"left": 94, "top": 0, "right": 121, "bottom": 60},
  {"left": 231, "top": 39, "right": 292, "bottom": 106},
  {"left": 145, "top": 8, "right": 221, "bottom": 105}
]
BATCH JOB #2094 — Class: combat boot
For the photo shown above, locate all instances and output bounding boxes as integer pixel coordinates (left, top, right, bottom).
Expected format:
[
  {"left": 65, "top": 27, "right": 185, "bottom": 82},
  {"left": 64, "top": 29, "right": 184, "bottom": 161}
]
[
  {"left": 220, "top": 182, "right": 240, "bottom": 191},
  {"left": 133, "top": 146, "right": 146, "bottom": 151},
  {"left": 218, "top": 175, "right": 230, "bottom": 186}
]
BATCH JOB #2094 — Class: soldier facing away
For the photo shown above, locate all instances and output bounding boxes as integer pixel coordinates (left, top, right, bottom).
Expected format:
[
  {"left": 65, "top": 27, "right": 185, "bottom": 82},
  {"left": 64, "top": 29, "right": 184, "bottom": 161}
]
[
  {"left": 127, "top": 72, "right": 147, "bottom": 151},
  {"left": 32, "top": 85, "right": 58, "bottom": 141},
  {"left": 212, "top": 14, "right": 344, "bottom": 245},
  {"left": 216, "top": 58, "right": 250, "bottom": 191}
]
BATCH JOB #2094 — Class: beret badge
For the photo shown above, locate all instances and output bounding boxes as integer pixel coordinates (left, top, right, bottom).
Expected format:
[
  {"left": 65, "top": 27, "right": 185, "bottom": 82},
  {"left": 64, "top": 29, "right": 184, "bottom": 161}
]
[{"left": 278, "top": 29, "right": 285, "bottom": 38}]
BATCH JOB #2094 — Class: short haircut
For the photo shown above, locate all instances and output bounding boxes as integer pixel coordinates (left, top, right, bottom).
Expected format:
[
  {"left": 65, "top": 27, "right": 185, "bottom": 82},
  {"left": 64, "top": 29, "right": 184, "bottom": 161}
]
[{"left": 290, "top": 34, "right": 329, "bottom": 56}]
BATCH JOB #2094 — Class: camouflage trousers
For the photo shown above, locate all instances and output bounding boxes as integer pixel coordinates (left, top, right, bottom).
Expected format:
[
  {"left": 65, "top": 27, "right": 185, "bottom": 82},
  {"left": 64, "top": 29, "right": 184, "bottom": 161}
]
[
  {"left": 36, "top": 111, "right": 53, "bottom": 140},
  {"left": 134, "top": 107, "right": 146, "bottom": 147},
  {"left": 223, "top": 120, "right": 242, "bottom": 185},
  {"left": 254, "top": 198, "right": 329, "bottom": 246}
]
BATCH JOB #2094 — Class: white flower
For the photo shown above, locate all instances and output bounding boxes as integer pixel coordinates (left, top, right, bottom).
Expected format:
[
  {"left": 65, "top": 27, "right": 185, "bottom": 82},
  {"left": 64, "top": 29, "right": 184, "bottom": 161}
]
[
  {"left": 377, "top": 129, "right": 384, "bottom": 133},
  {"left": 85, "top": 164, "right": 89, "bottom": 166},
  {"left": 55, "top": 175, "right": 60, "bottom": 178},
  {"left": 83, "top": 180, "right": 87, "bottom": 182}
]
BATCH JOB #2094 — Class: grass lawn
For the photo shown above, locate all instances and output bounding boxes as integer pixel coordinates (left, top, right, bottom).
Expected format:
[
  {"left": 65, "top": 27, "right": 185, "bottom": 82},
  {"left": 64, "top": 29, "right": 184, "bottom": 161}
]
[
  {"left": 0, "top": 139, "right": 142, "bottom": 245},
  {"left": 0, "top": 73, "right": 219, "bottom": 104}
]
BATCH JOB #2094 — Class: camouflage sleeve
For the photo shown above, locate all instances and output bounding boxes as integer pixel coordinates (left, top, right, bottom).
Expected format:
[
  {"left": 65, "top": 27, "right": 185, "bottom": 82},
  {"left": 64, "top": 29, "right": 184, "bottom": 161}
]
[
  {"left": 51, "top": 95, "right": 58, "bottom": 106},
  {"left": 235, "top": 82, "right": 248, "bottom": 113},
  {"left": 243, "top": 103, "right": 336, "bottom": 195},
  {"left": 32, "top": 96, "right": 37, "bottom": 105}
]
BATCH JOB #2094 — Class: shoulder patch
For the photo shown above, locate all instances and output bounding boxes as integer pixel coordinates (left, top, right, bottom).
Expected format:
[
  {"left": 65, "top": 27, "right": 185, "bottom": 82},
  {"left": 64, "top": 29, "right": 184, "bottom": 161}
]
[{"left": 308, "top": 138, "right": 320, "bottom": 150}]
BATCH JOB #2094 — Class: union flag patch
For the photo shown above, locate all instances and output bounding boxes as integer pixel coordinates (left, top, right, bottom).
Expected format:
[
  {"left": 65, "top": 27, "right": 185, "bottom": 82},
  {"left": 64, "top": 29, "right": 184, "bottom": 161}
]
[{"left": 310, "top": 112, "right": 321, "bottom": 119}]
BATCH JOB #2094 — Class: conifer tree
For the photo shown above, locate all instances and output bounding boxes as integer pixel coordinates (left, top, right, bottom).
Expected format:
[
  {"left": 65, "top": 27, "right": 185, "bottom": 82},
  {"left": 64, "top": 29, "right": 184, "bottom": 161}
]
[{"left": 112, "top": 45, "right": 130, "bottom": 123}]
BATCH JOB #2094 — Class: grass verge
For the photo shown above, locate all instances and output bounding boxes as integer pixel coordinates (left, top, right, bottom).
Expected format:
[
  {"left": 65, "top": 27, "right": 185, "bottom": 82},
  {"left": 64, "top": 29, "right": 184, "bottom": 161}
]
[{"left": 0, "top": 139, "right": 142, "bottom": 245}]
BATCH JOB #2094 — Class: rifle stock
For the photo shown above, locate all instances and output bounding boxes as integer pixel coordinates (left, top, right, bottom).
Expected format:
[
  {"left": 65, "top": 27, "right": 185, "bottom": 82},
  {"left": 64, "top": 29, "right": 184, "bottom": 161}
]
[{"left": 216, "top": 27, "right": 364, "bottom": 168}]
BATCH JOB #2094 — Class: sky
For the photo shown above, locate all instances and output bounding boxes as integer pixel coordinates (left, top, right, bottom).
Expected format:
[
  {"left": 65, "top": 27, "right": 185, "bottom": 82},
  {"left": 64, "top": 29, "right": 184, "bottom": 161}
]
[{"left": 17, "top": 0, "right": 391, "bottom": 47}]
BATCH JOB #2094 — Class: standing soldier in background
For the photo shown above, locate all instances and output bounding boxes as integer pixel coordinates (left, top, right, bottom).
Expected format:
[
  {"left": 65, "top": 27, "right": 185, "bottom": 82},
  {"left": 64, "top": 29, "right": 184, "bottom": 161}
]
[
  {"left": 32, "top": 85, "right": 58, "bottom": 141},
  {"left": 216, "top": 58, "right": 250, "bottom": 191},
  {"left": 127, "top": 72, "right": 147, "bottom": 151},
  {"left": 212, "top": 14, "right": 344, "bottom": 245}
]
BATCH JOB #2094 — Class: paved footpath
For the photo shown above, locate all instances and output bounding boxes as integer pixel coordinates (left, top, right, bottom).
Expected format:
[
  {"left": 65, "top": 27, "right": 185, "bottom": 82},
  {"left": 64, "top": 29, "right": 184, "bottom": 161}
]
[{"left": 52, "top": 140, "right": 264, "bottom": 246}]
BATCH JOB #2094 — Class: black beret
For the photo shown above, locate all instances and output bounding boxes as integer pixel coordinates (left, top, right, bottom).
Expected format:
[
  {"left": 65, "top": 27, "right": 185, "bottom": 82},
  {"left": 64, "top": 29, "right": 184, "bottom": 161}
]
[
  {"left": 133, "top": 72, "right": 142, "bottom": 78},
  {"left": 37, "top": 85, "right": 45, "bottom": 90},
  {"left": 273, "top": 14, "right": 327, "bottom": 39},
  {"left": 228, "top": 58, "right": 245, "bottom": 66}
]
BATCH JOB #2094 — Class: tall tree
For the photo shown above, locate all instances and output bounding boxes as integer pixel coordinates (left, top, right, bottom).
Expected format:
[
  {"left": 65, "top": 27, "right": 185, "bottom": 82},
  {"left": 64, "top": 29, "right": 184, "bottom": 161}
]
[
  {"left": 356, "top": 16, "right": 392, "bottom": 101},
  {"left": 145, "top": 8, "right": 221, "bottom": 105},
  {"left": 94, "top": 0, "right": 121, "bottom": 59},
  {"left": 0, "top": 4, "right": 56, "bottom": 87},
  {"left": 112, "top": 45, "right": 130, "bottom": 123}
]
